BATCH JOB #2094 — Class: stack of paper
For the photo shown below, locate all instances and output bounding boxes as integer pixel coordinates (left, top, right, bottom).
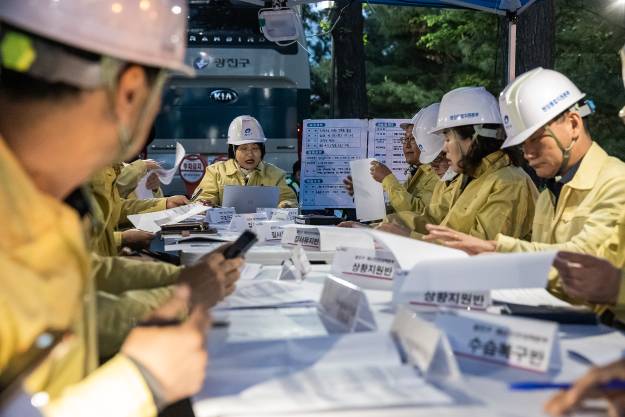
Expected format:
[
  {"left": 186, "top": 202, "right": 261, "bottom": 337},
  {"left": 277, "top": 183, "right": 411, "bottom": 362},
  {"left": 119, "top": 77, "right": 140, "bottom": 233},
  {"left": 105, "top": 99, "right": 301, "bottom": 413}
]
[
  {"left": 491, "top": 288, "right": 573, "bottom": 307},
  {"left": 194, "top": 364, "right": 452, "bottom": 416},
  {"left": 215, "top": 280, "right": 317, "bottom": 310},
  {"left": 214, "top": 307, "right": 329, "bottom": 343},
  {"left": 196, "top": 331, "right": 452, "bottom": 415},
  {"left": 127, "top": 203, "right": 209, "bottom": 233}
]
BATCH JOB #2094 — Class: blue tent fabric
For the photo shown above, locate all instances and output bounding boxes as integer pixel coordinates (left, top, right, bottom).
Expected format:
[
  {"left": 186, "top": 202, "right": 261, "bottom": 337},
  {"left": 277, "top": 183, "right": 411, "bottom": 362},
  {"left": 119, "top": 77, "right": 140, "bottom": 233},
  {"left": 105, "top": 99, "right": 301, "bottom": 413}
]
[{"left": 363, "top": 0, "right": 538, "bottom": 14}]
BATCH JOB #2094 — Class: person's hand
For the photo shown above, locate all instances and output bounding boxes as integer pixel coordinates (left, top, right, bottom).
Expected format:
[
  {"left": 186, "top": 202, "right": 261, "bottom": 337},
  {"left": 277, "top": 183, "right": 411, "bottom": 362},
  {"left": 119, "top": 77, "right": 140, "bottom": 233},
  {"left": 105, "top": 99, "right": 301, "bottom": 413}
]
[
  {"left": 122, "top": 229, "right": 155, "bottom": 250},
  {"left": 121, "top": 285, "right": 209, "bottom": 406},
  {"left": 553, "top": 251, "right": 621, "bottom": 305},
  {"left": 197, "top": 199, "right": 214, "bottom": 207},
  {"left": 179, "top": 247, "right": 244, "bottom": 307},
  {"left": 166, "top": 195, "right": 189, "bottom": 208},
  {"left": 370, "top": 160, "right": 393, "bottom": 183},
  {"left": 545, "top": 359, "right": 625, "bottom": 417},
  {"left": 343, "top": 175, "right": 354, "bottom": 197},
  {"left": 337, "top": 221, "right": 369, "bottom": 228},
  {"left": 423, "top": 224, "right": 497, "bottom": 255},
  {"left": 376, "top": 222, "right": 411, "bottom": 237},
  {"left": 145, "top": 172, "right": 160, "bottom": 191},
  {"left": 144, "top": 159, "right": 162, "bottom": 171}
]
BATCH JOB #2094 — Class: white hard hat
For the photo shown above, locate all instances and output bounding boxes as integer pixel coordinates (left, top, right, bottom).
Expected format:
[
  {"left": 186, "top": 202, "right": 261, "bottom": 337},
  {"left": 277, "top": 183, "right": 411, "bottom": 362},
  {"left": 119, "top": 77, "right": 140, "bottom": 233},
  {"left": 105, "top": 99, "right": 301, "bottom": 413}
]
[
  {"left": 411, "top": 103, "right": 444, "bottom": 164},
  {"left": 500, "top": 67, "right": 586, "bottom": 149},
  {"left": 228, "top": 116, "right": 267, "bottom": 146},
  {"left": 429, "top": 87, "right": 502, "bottom": 135},
  {"left": 0, "top": 0, "right": 193, "bottom": 76}
]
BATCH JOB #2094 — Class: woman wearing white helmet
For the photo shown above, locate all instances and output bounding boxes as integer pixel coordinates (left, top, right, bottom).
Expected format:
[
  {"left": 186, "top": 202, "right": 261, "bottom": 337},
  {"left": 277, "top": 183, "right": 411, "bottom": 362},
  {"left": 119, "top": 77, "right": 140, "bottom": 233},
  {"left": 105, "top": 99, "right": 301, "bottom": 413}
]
[
  {"left": 379, "top": 86, "right": 538, "bottom": 242},
  {"left": 194, "top": 115, "right": 297, "bottom": 208}
]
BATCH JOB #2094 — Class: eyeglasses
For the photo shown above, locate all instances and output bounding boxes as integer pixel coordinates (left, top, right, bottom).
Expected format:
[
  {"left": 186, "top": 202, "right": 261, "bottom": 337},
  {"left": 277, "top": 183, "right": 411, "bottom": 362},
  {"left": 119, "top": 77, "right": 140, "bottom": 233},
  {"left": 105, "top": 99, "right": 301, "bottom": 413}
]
[{"left": 401, "top": 137, "right": 417, "bottom": 146}]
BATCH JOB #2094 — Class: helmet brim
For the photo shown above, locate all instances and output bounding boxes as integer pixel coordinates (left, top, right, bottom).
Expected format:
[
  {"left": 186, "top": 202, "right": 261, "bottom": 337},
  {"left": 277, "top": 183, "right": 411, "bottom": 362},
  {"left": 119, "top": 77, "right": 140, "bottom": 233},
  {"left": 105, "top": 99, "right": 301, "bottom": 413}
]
[
  {"left": 170, "top": 62, "right": 196, "bottom": 77},
  {"left": 228, "top": 138, "right": 267, "bottom": 146}
]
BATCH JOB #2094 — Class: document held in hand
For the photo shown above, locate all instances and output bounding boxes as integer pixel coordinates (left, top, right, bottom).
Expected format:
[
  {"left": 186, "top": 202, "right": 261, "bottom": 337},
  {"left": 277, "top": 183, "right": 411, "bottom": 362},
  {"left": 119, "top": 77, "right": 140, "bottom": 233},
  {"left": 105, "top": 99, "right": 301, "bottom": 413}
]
[{"left": 350, "top": 158, "right": 386, "bottom": 222}]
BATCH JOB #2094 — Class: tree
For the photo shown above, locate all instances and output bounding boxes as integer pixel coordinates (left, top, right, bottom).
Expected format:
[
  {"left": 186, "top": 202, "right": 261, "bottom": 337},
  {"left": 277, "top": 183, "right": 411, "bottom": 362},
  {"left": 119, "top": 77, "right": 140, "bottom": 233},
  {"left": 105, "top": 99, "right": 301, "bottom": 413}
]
[
  {"left": 365, "top": 6, "right": 501, "bottom": 117},
  {"left": 555, "top": 0, "right": 625, "bottom": 158},
  {"left": 499, "top": 0, "right": 556, "bottom": 81},
  {"left": 331, "top": 0, "right": 368, "bottom": 118}
]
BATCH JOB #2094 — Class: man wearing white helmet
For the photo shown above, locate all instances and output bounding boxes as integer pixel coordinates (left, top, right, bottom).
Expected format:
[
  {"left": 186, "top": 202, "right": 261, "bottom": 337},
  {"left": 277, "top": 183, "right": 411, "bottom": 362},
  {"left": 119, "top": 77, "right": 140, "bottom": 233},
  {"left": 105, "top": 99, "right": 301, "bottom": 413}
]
[
  {"left": 194, "top": 115, "right": 297, "bottom": 207},
  {"left": 543, "top": 49, "right": 625, "bottom": 417},
  {"left": 0, "top": 2, "right": 244, "bottom": 416},
  {"left": 427, "top": 69, "right": 625, "bottom": 305},
  {"left": 383, "top": 103, "right": 459, "bottom": 232},
  {"left": 378, "top": 86, "right": 538, "bottom": 241},
  {"left": 374, "top": 106, "right": 445, "bottom": 212},
  {"left": 372, "top": 104, "right": 456, "bottom": 227},
  {"left": 340, "top": 107, "right": 442, "bottom": 227}
]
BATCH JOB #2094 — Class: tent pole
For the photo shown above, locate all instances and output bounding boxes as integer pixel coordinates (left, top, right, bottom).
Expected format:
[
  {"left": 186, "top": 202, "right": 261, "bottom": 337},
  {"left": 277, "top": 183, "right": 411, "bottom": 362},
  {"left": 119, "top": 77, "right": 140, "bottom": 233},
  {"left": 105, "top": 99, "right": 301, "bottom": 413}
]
[{"left": 506, "top": 11, "right": 518, "bottom": 84}]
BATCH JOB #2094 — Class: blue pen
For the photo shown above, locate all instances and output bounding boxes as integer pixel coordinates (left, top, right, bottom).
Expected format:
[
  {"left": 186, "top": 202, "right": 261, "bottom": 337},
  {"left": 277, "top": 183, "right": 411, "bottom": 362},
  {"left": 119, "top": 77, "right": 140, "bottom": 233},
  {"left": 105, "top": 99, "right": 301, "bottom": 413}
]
[{"left": 510, "top": 380, "right": 625, "bottom": 391}]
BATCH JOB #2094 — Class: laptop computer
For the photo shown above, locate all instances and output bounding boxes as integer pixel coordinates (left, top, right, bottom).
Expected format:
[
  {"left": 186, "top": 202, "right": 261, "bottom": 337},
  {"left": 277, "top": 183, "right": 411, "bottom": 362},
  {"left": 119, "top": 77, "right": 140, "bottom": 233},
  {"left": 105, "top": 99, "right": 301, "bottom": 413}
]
[{"left": 222, "top": 185, "right": 280, "bottom": 213}]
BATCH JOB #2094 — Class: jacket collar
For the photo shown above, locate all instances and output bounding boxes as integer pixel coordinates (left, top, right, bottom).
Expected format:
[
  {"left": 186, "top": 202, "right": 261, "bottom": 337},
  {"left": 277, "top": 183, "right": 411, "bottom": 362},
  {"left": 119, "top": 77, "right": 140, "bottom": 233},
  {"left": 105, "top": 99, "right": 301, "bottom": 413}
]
[
  {"left": 471, "top": 150, "right": 510, "bottom": 179},
  {"left": 562, "top": 142, "right": 606, "bottom": 191}
]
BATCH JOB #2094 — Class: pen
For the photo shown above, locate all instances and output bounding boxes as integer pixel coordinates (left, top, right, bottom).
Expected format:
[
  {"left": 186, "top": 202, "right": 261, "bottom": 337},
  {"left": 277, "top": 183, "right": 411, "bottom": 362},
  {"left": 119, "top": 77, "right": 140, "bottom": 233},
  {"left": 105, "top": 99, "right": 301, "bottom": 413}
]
[
  {"left": 190, "top": 188, "right": 203, "bottom": 202},
  {"left": 510, "top": 380, "right": 625, "bottom": 391}
]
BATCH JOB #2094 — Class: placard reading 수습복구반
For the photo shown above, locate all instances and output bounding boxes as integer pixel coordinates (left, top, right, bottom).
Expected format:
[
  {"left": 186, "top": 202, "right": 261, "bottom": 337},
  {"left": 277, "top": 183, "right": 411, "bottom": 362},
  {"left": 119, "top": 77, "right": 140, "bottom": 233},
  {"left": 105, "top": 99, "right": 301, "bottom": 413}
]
[
  {"left": 367, "top": 119, "right": 410, "bottom": 182},
  {"left": 300, "top": 119, "right": 369, "bottom": 210}
]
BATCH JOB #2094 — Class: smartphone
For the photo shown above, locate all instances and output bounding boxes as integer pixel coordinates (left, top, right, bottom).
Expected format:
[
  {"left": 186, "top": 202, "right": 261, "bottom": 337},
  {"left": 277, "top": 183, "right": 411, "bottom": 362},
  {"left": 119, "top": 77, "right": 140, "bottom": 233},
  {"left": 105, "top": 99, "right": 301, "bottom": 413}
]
[{"left": 223, "top": 230, "right": 258, "bottom": 259}]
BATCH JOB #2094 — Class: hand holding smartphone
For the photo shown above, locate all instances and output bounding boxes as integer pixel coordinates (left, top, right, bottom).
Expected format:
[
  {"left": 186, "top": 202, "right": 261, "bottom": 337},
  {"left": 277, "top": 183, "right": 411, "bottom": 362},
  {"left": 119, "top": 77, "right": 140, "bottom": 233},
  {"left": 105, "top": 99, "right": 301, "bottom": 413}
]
[{"left": 223, "top": 230, "right": 258, "bottom": 259}]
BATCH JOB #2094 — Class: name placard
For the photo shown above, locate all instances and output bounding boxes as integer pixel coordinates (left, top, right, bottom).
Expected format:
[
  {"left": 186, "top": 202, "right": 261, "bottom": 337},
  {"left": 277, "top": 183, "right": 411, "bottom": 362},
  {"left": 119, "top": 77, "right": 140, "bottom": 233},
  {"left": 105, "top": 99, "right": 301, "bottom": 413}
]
[
  {"left": 434, "top": 310, "right": 561, "bottom": 373},
  {"left": 229, "top": 213, "right": 268, "bottom": 232},
  {"left": 391, "top": 306, "right": 460, "bottom": 380},
  {"left": 318, "top": 276, "right": 376, "bottom": 332},
  {"left": 282, "top": 227, "right": 321, "bottom": 250},
  {"left": 205, "top": 207, "right": 236, "bottom": 224},
  {"left": 331, "top": 247, "right": 397, "bottom": 290}
]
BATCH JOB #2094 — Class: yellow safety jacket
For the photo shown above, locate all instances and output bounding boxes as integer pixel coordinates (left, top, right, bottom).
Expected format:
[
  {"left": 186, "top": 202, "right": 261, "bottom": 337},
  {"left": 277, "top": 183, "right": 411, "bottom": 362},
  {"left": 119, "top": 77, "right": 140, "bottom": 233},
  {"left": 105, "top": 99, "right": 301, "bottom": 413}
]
[
  {"left": 596, "top": 214, "right": 625, "bottom": 323},
  {"left": 195, "top": 159, "right": 297, "bottom": 207},
  {"left": 89, "top": 165, "right": 166, "bottom": 256},
  {"left": 0, "top": 137, "right": 157, "bottom": 417},
  {"left": 398, "top": 151, "right": 538, "bottom": 241},
  {"left": 87, "top": 171, "right": 179, "bottom": 357},
  {"left": 495, "top": 142, "right": 625, "bottom": 309},
  {"left": 382, "top": 164, "right": 439, "bottom": 213}
]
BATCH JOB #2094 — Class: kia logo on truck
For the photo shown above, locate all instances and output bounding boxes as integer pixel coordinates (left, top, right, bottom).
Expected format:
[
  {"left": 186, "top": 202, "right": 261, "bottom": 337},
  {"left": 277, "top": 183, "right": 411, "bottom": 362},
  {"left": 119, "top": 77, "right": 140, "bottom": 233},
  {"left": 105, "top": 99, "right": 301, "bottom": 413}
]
[{"left": 210, "top": 89, "right": 238, "bottom": 104}]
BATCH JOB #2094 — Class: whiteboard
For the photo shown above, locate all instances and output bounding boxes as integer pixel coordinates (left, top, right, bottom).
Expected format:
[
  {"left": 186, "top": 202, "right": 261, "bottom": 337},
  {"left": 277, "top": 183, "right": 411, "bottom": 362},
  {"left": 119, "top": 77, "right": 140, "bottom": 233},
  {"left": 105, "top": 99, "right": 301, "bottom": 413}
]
[
  {"left": 300, "top": 119, "right": 368, "bottom": 210},
  {"left": 366, "top": 119, "right": 411, "bottom": 182}
]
